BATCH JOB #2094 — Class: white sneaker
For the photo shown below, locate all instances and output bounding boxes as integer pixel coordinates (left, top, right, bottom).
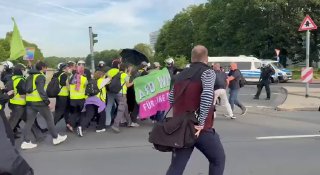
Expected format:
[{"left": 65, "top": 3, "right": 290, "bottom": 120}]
[
  {"left": 76, "top": 126, "right": 83, "bottom": 137},
  {"left": 130, "top": 122, "right": 140, "bottom": 127},
  {"left": 231, "top": 115, "right": 237, "bottom": 119},
  {"left": 96, "top": 128, "right": 106, "bottom": 133},
  {"left": 53, "top": 134, "right": 67, "bottom": 145},
  {"left": 21, "top": 141, "right": 37, "bottom": 150},
  {"left": 224, "top": 114, "right": 232, "bottom": 118}
]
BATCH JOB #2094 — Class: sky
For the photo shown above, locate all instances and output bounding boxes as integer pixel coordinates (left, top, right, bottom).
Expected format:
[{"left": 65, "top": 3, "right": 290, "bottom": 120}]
[{"left": 0, "top": 0, "right": 207, "bottom": 57}]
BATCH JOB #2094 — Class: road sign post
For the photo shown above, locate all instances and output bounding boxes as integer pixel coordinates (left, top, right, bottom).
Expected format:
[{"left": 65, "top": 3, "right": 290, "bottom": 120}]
[{"left": 299, "top": 15, "right": 317, "bottom": 98}]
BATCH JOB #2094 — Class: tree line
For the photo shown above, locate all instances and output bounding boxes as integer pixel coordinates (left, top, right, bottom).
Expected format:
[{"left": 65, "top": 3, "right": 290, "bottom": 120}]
[{"left": 155, "top": 0, "right": 320, "bottom": 65}]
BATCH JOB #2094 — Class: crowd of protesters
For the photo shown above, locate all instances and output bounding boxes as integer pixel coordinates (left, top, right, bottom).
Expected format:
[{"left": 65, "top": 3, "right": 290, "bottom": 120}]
[{"left": 0, "top": 58, "right": 181, "bottom": 150}]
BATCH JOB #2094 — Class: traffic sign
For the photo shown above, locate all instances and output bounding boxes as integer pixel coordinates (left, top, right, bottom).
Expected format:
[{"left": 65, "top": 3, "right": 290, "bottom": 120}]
[
  {"left": 301, "top": 67, "right": 313, "bottom": 83},
  {"left": 299, "top": 15, "right": 317, "bottom": 31}
]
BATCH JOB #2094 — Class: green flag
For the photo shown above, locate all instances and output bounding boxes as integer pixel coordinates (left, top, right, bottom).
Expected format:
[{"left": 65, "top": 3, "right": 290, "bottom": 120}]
[{"left": 10, "top": 18, "right": 26, "bottom": 60}]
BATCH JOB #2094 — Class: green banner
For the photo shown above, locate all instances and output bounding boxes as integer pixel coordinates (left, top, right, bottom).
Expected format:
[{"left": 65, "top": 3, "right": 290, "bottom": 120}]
[{"left": 133, "top": 68, "right": 171, "bottom": 103}]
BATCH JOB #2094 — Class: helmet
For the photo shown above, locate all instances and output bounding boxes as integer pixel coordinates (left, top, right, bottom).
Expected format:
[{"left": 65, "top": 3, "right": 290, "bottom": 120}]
[
  {"left": 165, "top": 58, "right": 174, "bottom": 65},
  {"left": 15, "top": 63, "right": 26, "bottom": 70},
  {"left": 141, "top": 61, "right": 148, "bottom": 67},
  {"left": 58, "top": 63, "right": 67, "bottom": 70},
  {"left": 77, "top": 60, "right": 86, "bottom": 65},
  {"left": 1, "top": 61, "right": 14, "bottom": 69},
  {"left": 98, "top": 61, "right": 105, "bottom": 65},
  {"left": 57, "top": 63, "right": 63, "bottom": 69}
]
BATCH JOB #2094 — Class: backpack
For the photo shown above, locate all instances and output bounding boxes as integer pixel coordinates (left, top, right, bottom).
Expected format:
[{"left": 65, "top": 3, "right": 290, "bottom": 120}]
[
  {"left": 85, "top": 79, "right": 101, "bottom": 97},
  {"left": 106, "top": 73, "right": 125, "bottom": 94},
  {"left": 25, "top": 75, "right": 35, "bottom": 94},
  {"left": 239, "top": 70, "right": 246, "bottom": 88},
  {"left": 46, "top": 73, "right": 62, "bottom": 98}
]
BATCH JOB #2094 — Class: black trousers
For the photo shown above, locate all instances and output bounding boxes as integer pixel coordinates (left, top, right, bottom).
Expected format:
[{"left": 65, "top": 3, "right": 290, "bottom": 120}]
[
  {"left": 23, "top": 105, "right": 58, "bottom": 142},
  {"left": 8, "top": 104, "right": 46, "bottom": 141},
  {"left": 54, "top": 96, "right": 69, "bottom": 125},
  {"left": 130, "top": 103, "right": 139, "bottom": 123},
  {"left": 255, "top": 80, "right": 271, "bottom": 98},
  {"left": 69, "top": 99, "right": 85, "bottom": 128},
  {"left": 81, "top": 104, "right": 106, "bottom": 130},
  {"left": 166, "top": 129, "right": 225, "bottom": 175},
  {"left": 0, "top": 109, "right": 15, "bottom": 145}
]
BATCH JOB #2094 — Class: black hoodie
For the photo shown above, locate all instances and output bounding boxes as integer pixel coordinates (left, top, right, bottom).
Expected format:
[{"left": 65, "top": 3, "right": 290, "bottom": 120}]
[{"left": 26, "top": 69, "right": 50, "bottom": 106}]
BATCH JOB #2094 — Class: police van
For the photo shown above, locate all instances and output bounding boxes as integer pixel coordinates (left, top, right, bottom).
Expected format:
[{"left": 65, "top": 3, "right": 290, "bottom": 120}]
[
  {"left": 261, "top": 60, "right": 292, "bottom": 82},
  {"left": 208, "top": 56, "right": 262, "bottom": 83}
]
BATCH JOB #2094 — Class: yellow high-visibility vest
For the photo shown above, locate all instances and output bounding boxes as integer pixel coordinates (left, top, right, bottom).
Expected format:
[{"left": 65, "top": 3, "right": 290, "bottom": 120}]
[
  {"left": 120, "top": 72, "right": 128, "bottom": 95},
  {"left": 69, "top": 75, "right": 87, "bottom": 100},
  {"left": 58, "top": 72, "right": 69, "bottom": 97},
  {"left": 10, "top": 76, "right": 26, "bottom": 105},
  {"left": 26, "top": 73, "right": 45, "bottom": 102},
  {"left": 107, "top": 68, "right": 119, "bottom": 78},
  {"left": 96, "top": 77, "right": 106, "bottom": 102}
]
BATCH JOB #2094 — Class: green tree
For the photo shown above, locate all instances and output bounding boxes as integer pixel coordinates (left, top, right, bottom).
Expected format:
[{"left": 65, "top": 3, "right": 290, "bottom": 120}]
[
  {"left": 155, "top": 0, "right": 320, "bottom": 65},
  {"left": 134, "top": 43, "right": 154, "bottom": 62},
  {"left": 86, "top": 49, "right": 120, "bottom": 68}
]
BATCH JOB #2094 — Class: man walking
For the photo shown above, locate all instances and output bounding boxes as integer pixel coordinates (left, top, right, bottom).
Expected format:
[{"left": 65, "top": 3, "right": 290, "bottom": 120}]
[
  {"left": 213, "top": 63, "right": 234, "bottom": 119},
  {"left": 227, "top": 63, "right": 247, "bottom": 118},
  {"left": 21, "top": 61, "right": 67, "bottom": 150},
  {"left": 166, "top": 45, "right": 225, "bottom": 175},
  {"left": 254, "top": 64, "right": 275, "bottom": 100}
]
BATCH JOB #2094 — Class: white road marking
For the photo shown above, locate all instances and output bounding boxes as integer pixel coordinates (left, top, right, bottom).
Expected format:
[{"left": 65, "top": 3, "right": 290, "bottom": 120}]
[
  {"left": 256, "top": 106, "right": 274, "bottom": 109},
  {"left": 239, "top": 93, "right": 280, "bottom": 96},
  {"left": 256, "top": 135, "right": 320, "bottom": 140}
]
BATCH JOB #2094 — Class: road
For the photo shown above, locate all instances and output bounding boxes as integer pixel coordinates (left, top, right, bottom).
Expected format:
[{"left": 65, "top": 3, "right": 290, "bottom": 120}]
[{"left": 17, "top": 82, "right": 320, "bottom": 175}]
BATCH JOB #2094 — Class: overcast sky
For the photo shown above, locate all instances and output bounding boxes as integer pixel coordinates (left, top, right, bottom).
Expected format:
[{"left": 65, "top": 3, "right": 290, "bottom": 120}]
[{"left": 0, "top": 0, "right": 207, "bottom": 57}]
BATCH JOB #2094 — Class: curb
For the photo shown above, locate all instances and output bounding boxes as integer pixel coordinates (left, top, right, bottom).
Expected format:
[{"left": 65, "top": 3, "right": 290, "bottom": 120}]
[
  {"left": 276, "top": 86, "right": 320, "bottom": 112},
  {"left": 276, "top": 107, "right": 319, "bottom": 111}
]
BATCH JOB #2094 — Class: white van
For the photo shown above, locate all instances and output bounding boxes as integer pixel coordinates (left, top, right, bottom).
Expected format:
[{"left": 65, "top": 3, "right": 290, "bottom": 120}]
[
  {"left": 208, "top": 56, "right": 262, "bottom": 82},
  {"left": 261, "top": 60, "right": 292, "bottom": 82}
]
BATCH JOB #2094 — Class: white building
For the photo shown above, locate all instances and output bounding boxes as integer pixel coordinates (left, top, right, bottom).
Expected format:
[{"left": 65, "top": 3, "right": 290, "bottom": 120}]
[{"left": 149, "top": 31, "right": 160, "bottom": 50}]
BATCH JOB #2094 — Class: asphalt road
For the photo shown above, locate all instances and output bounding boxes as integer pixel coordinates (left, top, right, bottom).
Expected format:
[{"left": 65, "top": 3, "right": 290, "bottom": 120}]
[{"left": 16, "top": 82, "right": 320, "bottom": 175}]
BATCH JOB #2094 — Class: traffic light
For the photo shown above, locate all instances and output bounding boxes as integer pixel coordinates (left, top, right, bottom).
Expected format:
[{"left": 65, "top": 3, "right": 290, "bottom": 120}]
[
  {"left": 89, "top": 26, "right": 98, "bottom": 46},
  {"left": 92, "top": 33, "right": 98, "bottom": 45}
]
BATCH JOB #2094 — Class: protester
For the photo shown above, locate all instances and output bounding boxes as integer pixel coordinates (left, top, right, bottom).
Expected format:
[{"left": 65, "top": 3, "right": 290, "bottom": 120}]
[
  {"left": 78, "top": 71, "right": 107, "bottom": 136},
  {"left": 77, "top": 60, "right": 92, "bottom": 81},
  {"left": 69, "top": 65, "right": 88, "bottom": 134},
  {"left": 254, "top": 64, "right": 275, "bottom": 100},
  {"left": 227, "top": 63, "right": 247, "bottom": 118},
  {"left": 7, "top": 64, "right": 43, "bottom": 140},
  {"left": 109, "top": 63, "right": 135, "bottom": 133},
  {"left": 213, "top": 63, "right": 234, "bottom": 119},
  {"left": 166, "top": 45, "right": 225, "bottom": 175},
  {"left": 53, "top": 63, "right": 70, "bottom": 127},
  {"left": 21, "top": 61, "right": 67, "bottom": 150},
  {"left": 105, "top": 60, "right": 121, "bottom": 127}
]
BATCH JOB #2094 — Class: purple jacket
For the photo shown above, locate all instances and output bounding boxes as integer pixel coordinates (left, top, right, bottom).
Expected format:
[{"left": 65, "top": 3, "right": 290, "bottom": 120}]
[{"left": 82, "top": 96, "right": 106, "bottom": 113}]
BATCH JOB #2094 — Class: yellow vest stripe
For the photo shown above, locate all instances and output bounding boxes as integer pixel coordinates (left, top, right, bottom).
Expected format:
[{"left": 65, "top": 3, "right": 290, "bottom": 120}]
[{"left": 10, "top": 76, "right": 26, "bottom": 105}]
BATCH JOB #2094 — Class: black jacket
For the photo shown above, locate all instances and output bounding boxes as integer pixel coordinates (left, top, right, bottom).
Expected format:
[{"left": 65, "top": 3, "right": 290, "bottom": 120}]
[
  {"left": 26, "top": 69, "right": 50, "bottom": 106},
  {"left": 0, "top": 113, "right": 34, "bottom": 175}
]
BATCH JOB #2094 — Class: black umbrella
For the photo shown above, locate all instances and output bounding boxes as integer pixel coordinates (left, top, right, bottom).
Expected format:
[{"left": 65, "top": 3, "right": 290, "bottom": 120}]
[{"left": 120, "top": 49, "right": 149, "bottom": 66}]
